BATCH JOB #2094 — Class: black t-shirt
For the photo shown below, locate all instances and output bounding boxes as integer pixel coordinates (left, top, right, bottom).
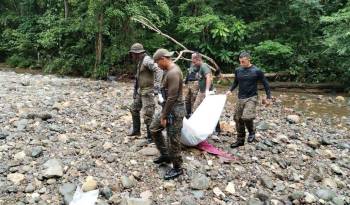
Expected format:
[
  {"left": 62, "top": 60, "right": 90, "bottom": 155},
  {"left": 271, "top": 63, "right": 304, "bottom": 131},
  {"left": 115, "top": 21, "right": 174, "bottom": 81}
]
[{"left": 230, "top": 65, "right": 271, "bottom": 99}]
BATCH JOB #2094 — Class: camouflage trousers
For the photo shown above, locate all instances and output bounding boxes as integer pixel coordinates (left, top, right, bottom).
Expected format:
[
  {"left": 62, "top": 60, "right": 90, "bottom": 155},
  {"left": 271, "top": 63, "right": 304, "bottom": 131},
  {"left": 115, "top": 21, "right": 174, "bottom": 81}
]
[
  {"left": 193, "top": 91, "right": 205, "bottom": 112},
  {"left": 234, "top": 96, "right": 258, "bottom": 138},
  {"left": 130, "top": 90, "right": 155, "bottom": 126},
  {"left": 184, "top": 81, "right": 199, "bottom": 115},
  {"left": 150, "top": 103, "right": 186, "bottom": 167}
]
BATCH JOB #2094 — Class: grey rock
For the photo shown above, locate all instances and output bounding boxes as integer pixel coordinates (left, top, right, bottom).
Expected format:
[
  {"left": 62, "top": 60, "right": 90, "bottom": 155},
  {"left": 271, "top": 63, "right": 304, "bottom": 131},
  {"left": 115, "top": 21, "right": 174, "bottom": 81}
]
[
  {"left": 330, "top": 164, "right": 344, "bottom": 175},
  {"left": 260, "top": 176, "right": 274, "bottom": 190},
  {"left": 181, "top": 196, "right": 197, "bottom": 205},
  {"left": 247, "top": 198, "right": 264, "bottom": 205},
  {"left": 256, "top": 143, "right": 270, "bottom": 151},
  {"left": 256, "top": 121, "right": 270, "bottom": 131},
  {"left": 191, "top": 190, "right": 204, "bottom": 199},
  {"left": 120, "top": 197, "right": 152, "bottom": 205},
  {"left": 15, "top": 119, "right": 28, "bottom": 131},
  {"left": 0, "top": 132, "right": 9, "bottom": 139},
  {"left": 315, "top": 188, "right": 336, "bottom": 201},
  {"left": 0, "top": 164, "right": 9, "bottom": 174},
  {"left": 59, "top": 183, "right": 77, "bottom": 205},
  {"left": 101, "top": 187, "right": 113, "bottom": 199},
  {"left": 25, "top": 183, "right": 35, "bottom": 193},
  {"left": 190, "top": 174, "right": 210, "bottom": 190},
  {"left": 320, "top": 137, "right": 333, "bottom": 145},
  {"left": 121, "top": 176, "right": 134, "bottom": 189},
  {"left": 31, "top": 147, "right": 43, "bottom": 158},
  {"left": 289, "top": 191, "right": 304, "bottom": 201},
  {"left": 304, "top": 192, "right": 317, "bottom": 203},
  {"left": 254, "top": 191, "right": 270, "bottom": 201},
  {"left": 287, "top": 115, "right": 300, "bottom": 123},
  {"left": 332, "top": 196, "right": 345, "bottom": 205},
  {"left": 42, "top": 159, "right": 63, "bottom": 178}
]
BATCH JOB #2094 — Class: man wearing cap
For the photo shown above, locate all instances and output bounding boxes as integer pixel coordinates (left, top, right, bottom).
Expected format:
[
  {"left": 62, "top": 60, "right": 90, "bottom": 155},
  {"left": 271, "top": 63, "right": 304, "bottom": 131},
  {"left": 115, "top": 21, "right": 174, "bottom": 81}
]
[
  {"left": 192, "top": 53, "right": 213, "bottom": 111},
  {"left": 226, "top": 51, "right": 272, "bottom": 148},
  {"left": 150, "top": 48, "right": 186, "bottom": 180},
  {"left": 128, "top": 43, "right": 163, "bottom": 143}
]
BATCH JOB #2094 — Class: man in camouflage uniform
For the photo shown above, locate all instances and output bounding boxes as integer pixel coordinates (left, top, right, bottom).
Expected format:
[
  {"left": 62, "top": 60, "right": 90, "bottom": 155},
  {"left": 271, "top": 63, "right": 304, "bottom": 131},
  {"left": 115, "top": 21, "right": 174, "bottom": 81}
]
[
  {"left": 128, "top": 43, "right": 163, "bottom": 143},
  {"left": 226, "top": 52, "right": 272, "bottom": 148},
  {"left": 184, "top": 61, "right": 199, "bottom": 118},
  {"left": 150, "top": 48, "right": 186, "bottom": 180}
]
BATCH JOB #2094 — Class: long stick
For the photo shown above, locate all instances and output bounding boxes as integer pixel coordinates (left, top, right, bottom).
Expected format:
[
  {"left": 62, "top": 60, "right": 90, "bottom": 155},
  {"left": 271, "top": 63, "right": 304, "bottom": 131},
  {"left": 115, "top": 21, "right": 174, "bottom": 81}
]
[{"left": 131, "top": 16, "right": 219, "bottom": 71}]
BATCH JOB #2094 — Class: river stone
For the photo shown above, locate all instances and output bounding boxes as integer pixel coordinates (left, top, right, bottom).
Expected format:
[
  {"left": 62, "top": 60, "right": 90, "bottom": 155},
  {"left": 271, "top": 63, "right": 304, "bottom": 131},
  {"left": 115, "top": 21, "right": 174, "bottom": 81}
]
[
  {"left": 140, "top": 190, "right": 153, "bottom": 199},
  {"left": 15, "top": 119, "right": 28, "bottom": 131},
  {"left": 287, "top": 115, "right": 300, "bottom": 123},
  {"left": 31, "top": 147, "right": 43, "bottom": 158},
  {"left": 330, "top": 164, "right": 344, "bottom": 175},
  {"left": 322, "top": 178, "right": 338, "bottom": 189},
  {"left": 181, "top": 196, "right": 197, "bottom": 205},
  {"left": 0, "top": 132, "right": 9, "bottom": 139},
  {"left": 120, "top": 197, "right": 152, "bottom": 205},
  {"left": 25, "top": 183, "right": 35, "bottom": 193},
  {"left": 304, "top": 192, "right": 317, "bottom": 203},
  {"left": 7, "top": 173, "right": 25, "bottom": 184},
  {"left": 260, "top": 176, "right": 274, "bottom": 190},
  {"left": 335, "top": 96, "right": 345, "bottom": 102},
  {"left": 289, "top": 191, "right": 304, "bottom": 201},
  {"left": 247, "top": 198, "right": 264, "bottom": 205},
  {"left": 101, "top": 187, "right": 113, "bottom": 199},
  {"left": 14, "top": 151, "right": 26, "bottom": 161},
  {"left": 42, "top": 159, "right": 63, "bottom": 178},
  {"left": 225, "top": 181, "right": 235, "bottom": 194},
  {"left": 332, "top": 196, "right": 345, "bottom": 205},
  {"left": 315, "top": 188, "right": 336, "bottom": 201},
  {"left": 82, "top": 176, "right": 98, "bottom": 192},
  {"left": 190, "top": 174, "right": 210, "bottom": 190},
  {"left": 121, "top": 175, "right": 135, "bottom": 189},
  {"left": 59, "top": 183, "right": 76, "bottom": 205},
  {"left": 138, "top": 147, "right": 159, "bottom": 156},
  {"left": 256, "top": 121, "right": 270, "bottom": 131}
]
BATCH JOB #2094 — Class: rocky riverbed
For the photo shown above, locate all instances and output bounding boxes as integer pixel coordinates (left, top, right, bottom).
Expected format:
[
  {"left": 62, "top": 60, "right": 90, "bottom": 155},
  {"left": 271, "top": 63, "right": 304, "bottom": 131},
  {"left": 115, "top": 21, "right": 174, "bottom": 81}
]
[{"left": 0, "top": 70, "right": 349, "bottom": 205}]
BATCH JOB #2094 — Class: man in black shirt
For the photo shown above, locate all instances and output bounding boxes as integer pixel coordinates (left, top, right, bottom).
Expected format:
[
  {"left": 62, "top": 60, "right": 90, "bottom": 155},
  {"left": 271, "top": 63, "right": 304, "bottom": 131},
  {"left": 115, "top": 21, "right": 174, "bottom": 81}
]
[{"left": 226, "top": 52, "right": 271, "bottom": 148}]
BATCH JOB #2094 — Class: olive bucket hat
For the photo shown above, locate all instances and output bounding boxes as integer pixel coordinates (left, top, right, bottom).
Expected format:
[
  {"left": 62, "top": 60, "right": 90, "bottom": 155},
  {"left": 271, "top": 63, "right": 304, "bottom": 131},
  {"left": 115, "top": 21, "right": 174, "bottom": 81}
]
[{"left": 129, "top": 43, "right": 146, "bottom": 53}]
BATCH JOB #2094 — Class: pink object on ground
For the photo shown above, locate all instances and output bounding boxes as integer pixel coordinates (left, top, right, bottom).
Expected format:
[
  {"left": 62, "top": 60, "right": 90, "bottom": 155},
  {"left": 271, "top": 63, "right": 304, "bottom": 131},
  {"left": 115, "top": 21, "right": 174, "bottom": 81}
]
[{"left": 196, "top": 140, "right": 237, "bottom": 161}]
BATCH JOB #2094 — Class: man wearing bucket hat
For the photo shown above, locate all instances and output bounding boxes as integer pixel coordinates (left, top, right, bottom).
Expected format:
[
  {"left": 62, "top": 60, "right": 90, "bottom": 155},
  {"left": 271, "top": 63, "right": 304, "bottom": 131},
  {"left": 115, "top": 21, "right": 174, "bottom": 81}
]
[
  {"left": 150, "top": 48, "right": 186, "bottom": 180},
  {"left": 128, "top": 43, "right": 163, "bottom": 143}
]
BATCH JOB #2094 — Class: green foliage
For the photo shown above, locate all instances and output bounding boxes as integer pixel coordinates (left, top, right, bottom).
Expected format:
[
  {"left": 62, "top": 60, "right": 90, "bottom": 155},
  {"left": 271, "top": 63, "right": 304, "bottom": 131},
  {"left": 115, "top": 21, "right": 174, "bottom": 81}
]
[
  {"left": 0, "top": 0, "right": 349, "bottom": 85},
  {"left": 254, "top": 40, "right": 293, "bottom": 72}
]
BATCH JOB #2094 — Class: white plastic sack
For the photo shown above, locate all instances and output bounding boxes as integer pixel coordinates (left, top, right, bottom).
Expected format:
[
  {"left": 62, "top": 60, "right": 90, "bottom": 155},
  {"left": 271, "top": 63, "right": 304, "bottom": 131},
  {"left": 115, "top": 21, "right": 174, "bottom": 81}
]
[
  {"left": 181, "top": 94, "right": 227, "bottom": 146},
  {"left": 69, "top": 186, "right": 99, "bottom": 205}
]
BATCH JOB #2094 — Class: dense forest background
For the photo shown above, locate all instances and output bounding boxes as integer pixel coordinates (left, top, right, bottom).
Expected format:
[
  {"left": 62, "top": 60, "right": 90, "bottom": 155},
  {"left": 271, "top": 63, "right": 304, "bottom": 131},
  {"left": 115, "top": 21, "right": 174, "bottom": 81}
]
[{"left": 0, "top": 0, "right": 349, "bottom": 85}]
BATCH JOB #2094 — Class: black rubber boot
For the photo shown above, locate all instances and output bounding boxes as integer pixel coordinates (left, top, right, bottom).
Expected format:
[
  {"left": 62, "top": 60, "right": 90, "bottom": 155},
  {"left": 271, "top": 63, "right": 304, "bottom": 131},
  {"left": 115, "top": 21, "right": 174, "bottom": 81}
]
[
  {"left": 164, "top": 167, "right": 183, "bottom": 180},
  {"left": 215, "top": 122, "right": 221, "bottom": 134},
  {"left": 127, "top": 114, "right": 141, "bottom": 136},
  {"left": 247, "top": 133, "right": 256, "bottom": 143},
  {"left": 152, "top": 131, "right": 170, "bottom": 164},
  {"left": 244, "top": 119, "right": 256, "bottom": 143},
  {"left": 146, "top": 125, "right": 152, "bottom": 143},
  {"left": 230, "top": 134, "right": 245, "bottom": 148},
  {"left": 153, "top": 155, "right": 171, "bottom": 164}
]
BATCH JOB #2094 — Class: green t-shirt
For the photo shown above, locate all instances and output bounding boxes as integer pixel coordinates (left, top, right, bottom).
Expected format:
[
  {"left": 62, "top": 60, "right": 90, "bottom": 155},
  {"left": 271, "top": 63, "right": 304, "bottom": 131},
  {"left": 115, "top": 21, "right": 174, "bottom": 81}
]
[{"left": 197, "top": 63, "right": 212, "bottom": 92}]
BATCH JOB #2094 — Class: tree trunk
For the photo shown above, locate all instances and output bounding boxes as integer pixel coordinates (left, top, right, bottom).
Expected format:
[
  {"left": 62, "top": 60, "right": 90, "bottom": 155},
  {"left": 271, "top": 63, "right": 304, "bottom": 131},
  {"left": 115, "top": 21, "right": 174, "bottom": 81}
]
[
  {"left": 64, "top": 0, "right": 69, "bottom": 19},
  {"left": 94, "top": 14, "right": 103, "bottom": 74}
]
